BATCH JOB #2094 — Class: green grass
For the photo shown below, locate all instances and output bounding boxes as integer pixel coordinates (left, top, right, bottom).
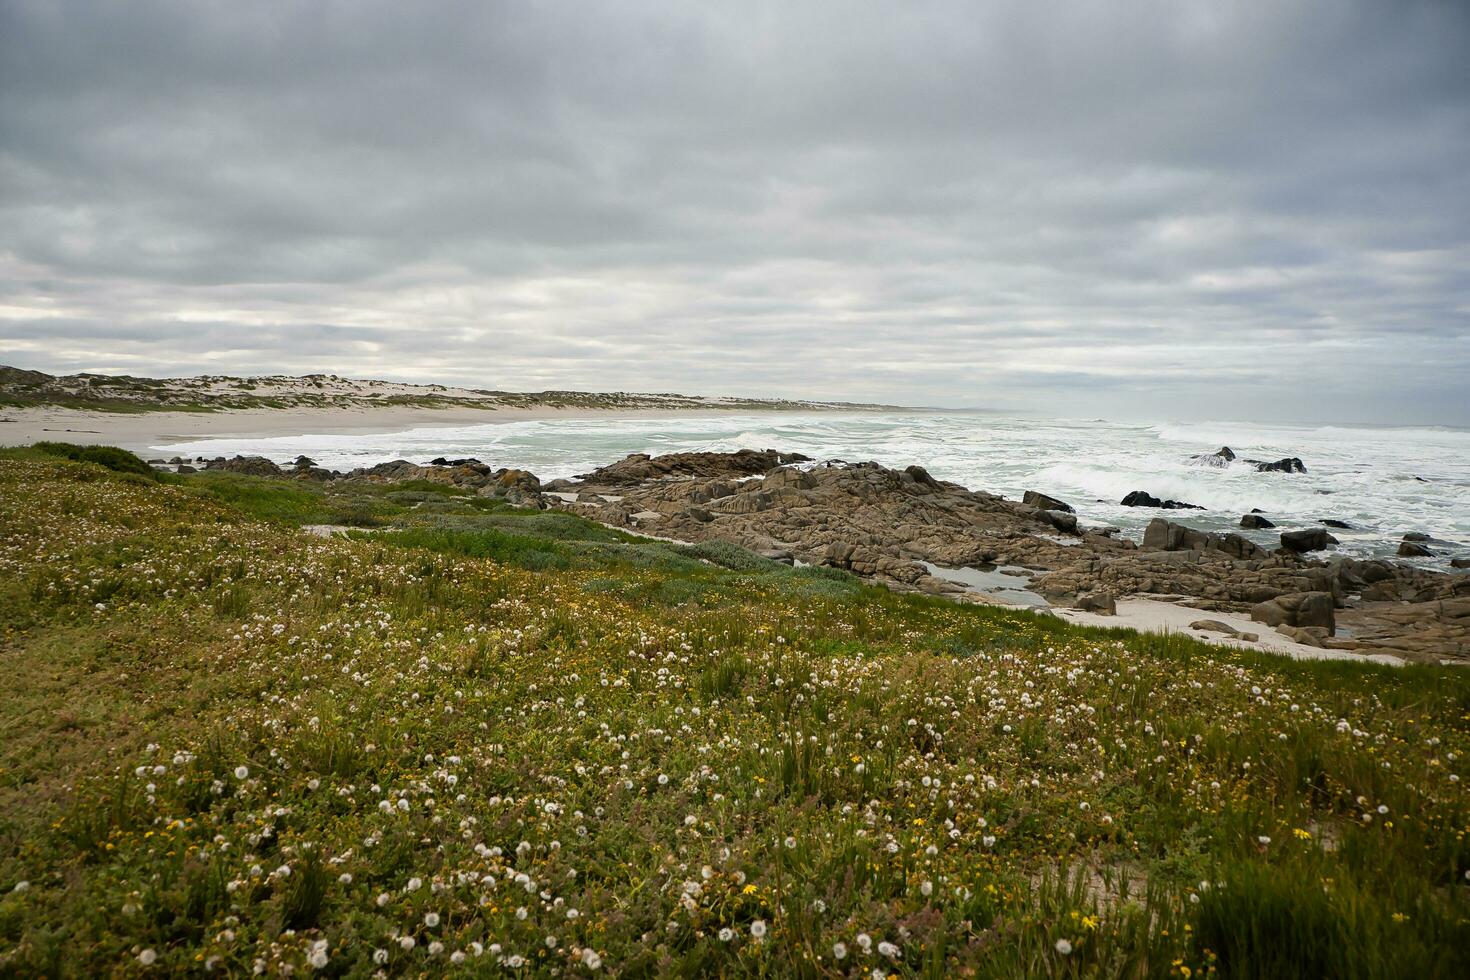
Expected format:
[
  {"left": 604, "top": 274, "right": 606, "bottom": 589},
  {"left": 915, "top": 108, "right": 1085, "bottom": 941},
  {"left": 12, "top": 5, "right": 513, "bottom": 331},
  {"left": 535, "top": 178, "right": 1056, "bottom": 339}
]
[
  {"left": 29, "top": 442, "right": 159, "bottom": 479},
  {"left": 0, "top": 452, "right": 1466, "bottom": 977}
]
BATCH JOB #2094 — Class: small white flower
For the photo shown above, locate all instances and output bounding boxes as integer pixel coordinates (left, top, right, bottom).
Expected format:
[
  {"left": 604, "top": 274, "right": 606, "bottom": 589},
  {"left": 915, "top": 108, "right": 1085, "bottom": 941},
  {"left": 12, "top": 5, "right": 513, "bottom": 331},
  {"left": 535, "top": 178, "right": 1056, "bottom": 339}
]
[
  {"left": 138, "top": 949, "right": 158, "bottom": 965},
  {"left": 718, "top": 927, "right": 734, "bottom": 941},
  {"left": 833, "top": 942, "right": 847, "bottom": 960},
  {"left": 750, "top": 919, "right": 767, "bottom": 939},
  {"left": 399, "top": 936, "right": 415, "bottom": 951},
  {"left": 234, "top": 766, "right": 249, "bottom": 780},
  {"left": 11, "top": 881, "right": 28, "bottom": 894},
  {"left": 424, "top": 912, "right": 440, "bottom": 927},
  {"left": 338, "top": 873, "right": 352, "bottom": 885},
  {"left": 582, "top": 949, "right": 602, "bottom": 969},
  {"left": 1055, "top": 938, "right": 1073, "bottom": 955},
  {"left": 372, "top": 949, "right": 389, "bottom": 965}
]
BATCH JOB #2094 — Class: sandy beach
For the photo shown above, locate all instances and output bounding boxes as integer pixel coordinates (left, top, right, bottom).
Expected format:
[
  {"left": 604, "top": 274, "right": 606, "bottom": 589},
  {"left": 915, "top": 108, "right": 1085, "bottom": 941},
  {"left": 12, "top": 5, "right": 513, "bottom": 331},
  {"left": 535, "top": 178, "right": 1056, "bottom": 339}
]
[{"left": 0, "top": 404, "right": 734, "bottom": 457}]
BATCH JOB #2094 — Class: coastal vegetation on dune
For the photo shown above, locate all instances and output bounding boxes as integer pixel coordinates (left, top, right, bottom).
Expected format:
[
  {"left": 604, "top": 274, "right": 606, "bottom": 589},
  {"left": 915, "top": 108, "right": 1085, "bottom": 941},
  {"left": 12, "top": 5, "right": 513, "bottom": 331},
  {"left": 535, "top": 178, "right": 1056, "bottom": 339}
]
[
  {"left": 0, "top": 366, "right": 892, "bottom": 415},
  {"left": 1, "top": 446, "right": 1468, "bottom": 977}
]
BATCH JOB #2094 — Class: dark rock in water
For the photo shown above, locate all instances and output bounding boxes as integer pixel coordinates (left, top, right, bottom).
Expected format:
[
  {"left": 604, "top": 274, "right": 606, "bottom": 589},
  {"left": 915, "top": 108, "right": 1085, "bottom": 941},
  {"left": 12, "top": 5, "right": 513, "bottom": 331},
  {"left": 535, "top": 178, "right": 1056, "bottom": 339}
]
[
  {"left": 1399, "top": 541, "right": 1434, "bottom": 558},
  {"left": 293, "top": 455, "right": 317, "bottom": 469},
  {"left": 1023, "top": 490, "right": 1074, "bottom": 514},
  {"left": 1240, "top": 514, "right": 1276, "bottom": 529},
  {"left": 429, "top": 456, "right": 488, "bottom": 468},
  {"left": 1280, "top": 528, "right": 1337, "bottom": 553},
  {"left": 176, "top": 463, "right": 197, "bottom": 474},
  {"left": 1452, "top": 558, "right": 1470, "bottom": 569},
  {"left": 1121, "top": 490, "right": 1204, "bottom": 510},
  {"left": 205, "top": 455, "right": 283, "bottom": 477},
  {"left": 1190, "top": 446, "right": 1236, "bottom": 467},
  {"left": 1402, "top": 532, "right": 1431, "bottom": 542},
  {"left": 1190, "top": 447, "right": 1306, "bottom": 473},
  {"left": 1319, "top": 519, "right": 1351, "bottom": 529},
  {"left": 1252, "top": 457, "right": 1307, "bottom": 473},
  {"left": 1251, "top": 591, "right": 1335, "bottom": 632},
  {"left": 1075, "top": 591, "right": 1117, "bottom": 615}
]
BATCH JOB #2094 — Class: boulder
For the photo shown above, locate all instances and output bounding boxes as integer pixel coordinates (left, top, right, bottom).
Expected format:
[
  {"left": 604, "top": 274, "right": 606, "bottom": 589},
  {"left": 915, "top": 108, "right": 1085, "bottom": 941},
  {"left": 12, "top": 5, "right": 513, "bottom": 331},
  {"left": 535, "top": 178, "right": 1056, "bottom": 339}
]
[
  {"left": 1280, "top": 528, "right": 1337, "bottom": 553},
  {"left": 1251, "top": 591, "right": 1335, "bottom": 633},
  {"left": 1402, "top": 532, "right": 1431, "bottom": 542},
  {"left": 1399, "top": 541, "right": 1434, "bottom": 558},
  {"left": 1023, "top": 490, "right": 1074, "bottom": 514},
  {"left": 1278, "top": 625, "right": 1330, "bottom": 647},
  {"left": 1319, "top": 519, "right": 1352, "bottom": 529},
  {"left": 1036, "top": 509, "right": 1079, "bottom": 534},
  {"left": 1452, "top": 558, "right": 1470, "bottom": 570},
  {"left": 1075, "top": 591, "right": 1117, "bottom": 615},
  {"left": 1121, "top": 491, "right": 1204, "bottom": 510},
  {"left": 1240, "top": 514, "right": 1276, "bottom": 529},
  {"left": 1190, "top": 620, "right": 1258, "bottom": 642}
]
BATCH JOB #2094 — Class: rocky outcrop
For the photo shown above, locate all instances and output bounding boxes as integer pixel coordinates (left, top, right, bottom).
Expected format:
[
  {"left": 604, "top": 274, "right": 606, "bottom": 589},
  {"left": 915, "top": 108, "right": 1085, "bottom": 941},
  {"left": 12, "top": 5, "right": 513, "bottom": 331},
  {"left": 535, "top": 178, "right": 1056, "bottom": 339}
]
[
  {"left": 205, "top": 455, "right": 283, "bottom": 477},
  {"left": 175, "top": 445, "right": 1413, "bottom": 662},
  {"left": 1120, "top": 491, "right": 1205, "bottom": 510},
  {"left": 1142, "top": 518, "right": 1268, "bottom": 560},
  {"left": 575, "top": 449, "right": 811, "bottom": 484},
  {"left": 1399, "top": 541, "right": 1434, "bottom": 558},
  {"left": 1280, "top": 528, "right": 1337, "bottom": 553},
  {"left": 1240, "top": 514, "right": 1276, "bottom": 529},
  {"left": 1251, "top": 591, "right": 1335, "bottom": 632},
  {"left": 338, "top": 458, "right": 544, "bottom": 507}
]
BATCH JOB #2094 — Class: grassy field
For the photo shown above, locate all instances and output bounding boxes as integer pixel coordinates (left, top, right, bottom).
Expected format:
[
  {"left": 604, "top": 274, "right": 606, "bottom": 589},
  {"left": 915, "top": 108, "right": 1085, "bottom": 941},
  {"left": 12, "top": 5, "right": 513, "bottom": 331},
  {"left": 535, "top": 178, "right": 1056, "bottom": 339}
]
[{"left": 0, "top": 448, "right": 1467, "bottom": 977}]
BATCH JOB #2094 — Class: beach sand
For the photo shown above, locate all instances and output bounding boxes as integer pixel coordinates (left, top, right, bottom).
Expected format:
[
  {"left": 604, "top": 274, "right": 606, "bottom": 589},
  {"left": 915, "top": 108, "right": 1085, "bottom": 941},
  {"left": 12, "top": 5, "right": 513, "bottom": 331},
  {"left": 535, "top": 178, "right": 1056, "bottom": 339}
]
[
  {"left": 0, "top": 404, "right": 728, "bottom": 457},
  {"left": 1056, "top": 598, "right": 1404, "bottom": 665}
]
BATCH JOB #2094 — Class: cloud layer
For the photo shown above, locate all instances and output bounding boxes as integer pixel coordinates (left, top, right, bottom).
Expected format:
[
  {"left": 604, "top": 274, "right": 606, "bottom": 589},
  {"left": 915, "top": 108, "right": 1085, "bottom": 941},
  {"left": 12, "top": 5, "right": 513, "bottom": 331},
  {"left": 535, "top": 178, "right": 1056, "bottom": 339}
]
[{"left": 2, "top": 0, "right": 1468, "bottom": 421}]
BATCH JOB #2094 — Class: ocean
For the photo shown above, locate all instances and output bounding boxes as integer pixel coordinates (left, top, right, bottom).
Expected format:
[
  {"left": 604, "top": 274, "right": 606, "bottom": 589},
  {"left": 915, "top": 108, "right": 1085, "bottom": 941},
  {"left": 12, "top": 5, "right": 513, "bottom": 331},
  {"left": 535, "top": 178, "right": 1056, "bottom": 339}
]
[{"left": 157, "top": 411, "right": 1470, "bottom": 570}]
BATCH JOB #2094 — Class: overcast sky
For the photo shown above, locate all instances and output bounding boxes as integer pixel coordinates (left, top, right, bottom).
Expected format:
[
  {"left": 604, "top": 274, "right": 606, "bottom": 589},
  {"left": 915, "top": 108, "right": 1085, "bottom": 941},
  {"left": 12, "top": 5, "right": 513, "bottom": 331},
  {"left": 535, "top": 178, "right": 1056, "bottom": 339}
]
[{"left": 2, "top": 1, "right": 1467, "bottom": 422}]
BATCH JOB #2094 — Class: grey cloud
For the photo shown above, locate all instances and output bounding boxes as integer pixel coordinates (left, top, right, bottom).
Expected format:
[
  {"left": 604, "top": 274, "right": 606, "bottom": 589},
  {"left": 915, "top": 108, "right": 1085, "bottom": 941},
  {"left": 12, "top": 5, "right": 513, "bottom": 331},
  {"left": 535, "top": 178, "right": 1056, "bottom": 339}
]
[{"left": 2, "top": 0, "right": 1468, "bottom": 423}]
